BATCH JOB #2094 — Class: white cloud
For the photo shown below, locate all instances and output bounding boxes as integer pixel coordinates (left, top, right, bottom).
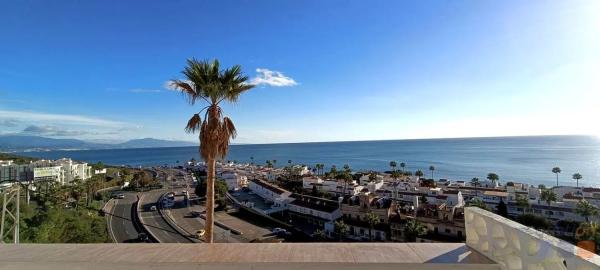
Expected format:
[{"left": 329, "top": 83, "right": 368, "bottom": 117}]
[
  {"left": 0, "top": 110, "right": 127, "bottom": 127},
  {"left": 129, "top": 88, "right": 162, "bottom": 93},
  {"left": 250, "top": 68, "right": 297, "bottom": 87},
  {"left": 22, "top": 125, "right": 90, "bottom": 137}
]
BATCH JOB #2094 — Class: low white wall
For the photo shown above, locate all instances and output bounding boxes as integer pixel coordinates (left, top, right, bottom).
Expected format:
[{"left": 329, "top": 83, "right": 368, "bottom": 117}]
[{"left": 465, "top": 207, "right": 600, "bottom": 270}]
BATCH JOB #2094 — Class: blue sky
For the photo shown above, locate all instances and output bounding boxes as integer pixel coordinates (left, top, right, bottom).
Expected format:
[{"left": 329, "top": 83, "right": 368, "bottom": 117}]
[{"left": 0, "top": 0, "right": 598, "bottom": 144}]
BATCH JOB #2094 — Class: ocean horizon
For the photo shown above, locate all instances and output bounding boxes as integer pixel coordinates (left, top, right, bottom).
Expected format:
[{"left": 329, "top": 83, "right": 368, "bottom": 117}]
[{"left": 20, "top": 135, "right": 600, "bottom": 188}]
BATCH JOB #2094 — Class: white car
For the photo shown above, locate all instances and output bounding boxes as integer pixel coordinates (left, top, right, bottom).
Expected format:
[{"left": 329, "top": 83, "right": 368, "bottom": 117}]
[{"left": 272, "top": 228, "right": 287, "bottom": 233}]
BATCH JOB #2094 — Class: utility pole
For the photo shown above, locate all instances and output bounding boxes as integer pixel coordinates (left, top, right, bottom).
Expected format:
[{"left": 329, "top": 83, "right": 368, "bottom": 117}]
[{"left": 1, "top": 184, "right": 20, "bottom": 244}]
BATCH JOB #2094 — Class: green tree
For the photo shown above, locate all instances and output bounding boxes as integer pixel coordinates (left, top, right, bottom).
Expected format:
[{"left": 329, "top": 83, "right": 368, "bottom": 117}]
[
  {"left": 170, "top": 58, "right": 254, "bottom": 243},
  {"left": 365, "top": 212, "right": 380, "bottom": 241},
  {"left": 516, "top": 196, "right": 530, "bottom": 215},
  {"left": 552, "top": 167, "right": 561, "bottom": 187},
  {"left": 572, "top": 173, "right": 583, "bottom": 187},
  {"left": 576, "top": 199, "right": 599, "bottom": 223},
  {"left": 540, "top": 189, "right": 557, "bottom": 206},
  {"left": 334, "top": 220, "right": 350, "bottom": 241},
  {"left": 403, "top": 219, "right": 427, "bottom": 242},
  {"left": 516, "top": 214, "right": 552, "bottom": 231},
  {"left": 312, "top": 229, "right": 327, "bottom": 241},
  {"left": 415, "top": 170, "right": 424, "bottom": 178},
  {"left": 399, "top": 162, "right": 406, "bottom": 174},
  {"left": 469, "top": 198, "right": 489, "bottom": 210},
  {"left": 496, "top": 199, "right": 508, "bottom": 217},
  {"left": 368, "top": 172, "right": 377, "bottom": 182}
]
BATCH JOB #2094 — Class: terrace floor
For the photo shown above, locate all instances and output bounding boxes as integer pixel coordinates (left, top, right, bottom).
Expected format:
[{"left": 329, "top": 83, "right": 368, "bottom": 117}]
[{"left": 0, "top": 243, "right": 499, "bottom": 270}]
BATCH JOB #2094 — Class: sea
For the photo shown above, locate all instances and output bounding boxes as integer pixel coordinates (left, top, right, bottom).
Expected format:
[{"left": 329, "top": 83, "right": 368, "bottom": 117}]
[{"left": 19, "top": 135, "right": 600, "bottom": 188}]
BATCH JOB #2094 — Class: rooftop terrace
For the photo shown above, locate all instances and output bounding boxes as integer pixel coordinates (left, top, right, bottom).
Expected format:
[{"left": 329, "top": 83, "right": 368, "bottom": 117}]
[
  {"left": 0, "top": 208, "right": 599, "bottom": 270},
  {"left": 0, "top": 243, "right": 497, "bottom": 270}
]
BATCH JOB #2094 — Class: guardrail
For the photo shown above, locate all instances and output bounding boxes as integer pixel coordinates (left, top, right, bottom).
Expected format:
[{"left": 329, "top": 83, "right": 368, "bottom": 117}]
[
  {"left": 134, "top": 194, "right": 159, "bottom": 243},
  {"left": 465, "top": 206, "right": 600, "bottom": 270},
  {"left": 156, "top": 193, "right": 199, "bottom": 243},
  {"left": 102, "top": 199, "right": 117, "bottom": 243}
]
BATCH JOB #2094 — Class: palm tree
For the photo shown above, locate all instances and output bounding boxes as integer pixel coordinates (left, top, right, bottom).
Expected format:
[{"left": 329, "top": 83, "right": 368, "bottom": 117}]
[
  {"left": 390, "top": 170, "right": 400, "bottom": 199},
  {"left": 576, "top": 199, "right": 599, "bottom": 222},
  {"left": 572, "top": 173, "right": 583, "bottom": 187},
  {"left": 403, "top": 219, "right": 427, "bottom": 242},
  {"left": 552, "top": 167, "right": 561, "bottom": 187},
  {"left": 428, "top": 165, "right": 435, "bottom": 179},
  {"left": 400, "top": 162, "right": 406, "bottom": 174},
  {"left": 288, "top": 160, "right": 292, "bottom": 165},
  {"left": 540, "top": 189, "right": 557, "bottom": 206},
  {"left": 272, "top": 159, "right": 277, "bottom": 167},
  {"left": 516, "top": 196, "right": 530, "bottom": 215},
  {"left": 343, "top": 164, "right": 351, "bottom": 173},
  {"left": 415, "top": 170, "right": 424, "bottom": 178},
  {"left": 170, "top": 58, "right": 254, "bottom": 243},
  {"left": 250, "top": 156, "right": 254, "bottom": 165},
  {"left": 366, "top": 212, "right": 380, "bottom": 241},
  {"left": 470, "top": 177, "right": 480, "bottom": 198},
  {"left": 487, "top": 173, "right": 499, "bottom": 187},
  {"left": 389, "top": 161, "right": 397, "bottom": 172}
]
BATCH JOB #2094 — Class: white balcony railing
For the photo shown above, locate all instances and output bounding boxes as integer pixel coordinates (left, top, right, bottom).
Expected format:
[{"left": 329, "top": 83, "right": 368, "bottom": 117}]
[{"left": 465, "top": 207, "right": 600, "bottom": 270}]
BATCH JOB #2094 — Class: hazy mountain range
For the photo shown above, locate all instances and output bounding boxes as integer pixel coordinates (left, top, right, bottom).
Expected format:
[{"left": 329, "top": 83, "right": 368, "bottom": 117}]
[{"left": 0, "top": 135, "right": 196, "bottom": 152}]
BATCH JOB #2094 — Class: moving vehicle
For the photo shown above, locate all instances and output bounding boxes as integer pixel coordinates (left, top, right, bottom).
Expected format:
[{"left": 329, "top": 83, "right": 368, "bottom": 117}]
[
  {"left": 193, "top": 229, "right": 205, "bottom": 239},
  {"left": 150, "top": 205, "right": 157, "bottom": 211}
]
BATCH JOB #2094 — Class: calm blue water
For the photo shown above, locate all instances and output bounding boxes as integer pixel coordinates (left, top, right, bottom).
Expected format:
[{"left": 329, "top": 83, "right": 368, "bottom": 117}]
[{"left": 20, "top": 136, "right": 600, "bottom": 187}]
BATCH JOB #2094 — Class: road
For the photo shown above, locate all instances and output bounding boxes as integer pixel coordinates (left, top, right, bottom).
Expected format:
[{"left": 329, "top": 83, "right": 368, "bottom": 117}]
[
  {"left": 106, "top": 193, "right": 141, "bottom": 243},
  {"left": 165, "top": 192, "right": 244, "bottom": 243},
  {"left": 138, "top": 189, "right": 193, "bottom": 243}
]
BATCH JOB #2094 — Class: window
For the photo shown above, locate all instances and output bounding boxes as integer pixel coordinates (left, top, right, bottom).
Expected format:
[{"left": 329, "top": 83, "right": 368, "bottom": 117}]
[{"left": 445, "top": 229, "right": 451, "bottom": 234}]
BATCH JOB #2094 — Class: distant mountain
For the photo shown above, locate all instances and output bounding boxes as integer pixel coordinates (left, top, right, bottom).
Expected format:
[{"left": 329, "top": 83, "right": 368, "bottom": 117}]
[
  {"left": 0, "top": 135, "right": 195, "bottom": 152},
  {"left": 115, "top": 138, "right": 196, "bottom": 149}
]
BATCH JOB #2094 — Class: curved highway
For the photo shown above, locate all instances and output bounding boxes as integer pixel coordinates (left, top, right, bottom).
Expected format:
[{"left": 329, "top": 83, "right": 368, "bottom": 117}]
[
  {"left": 106, "top": 193, "right": 141, "bottom": 243},
  {"left": 138, "top": 189, "right": 193, "bottom": 243}
]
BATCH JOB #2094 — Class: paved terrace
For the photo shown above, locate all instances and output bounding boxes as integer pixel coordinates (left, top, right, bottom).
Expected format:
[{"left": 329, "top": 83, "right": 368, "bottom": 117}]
[{"left": 0, "top": 243, "right": 498, "bottom": 270}]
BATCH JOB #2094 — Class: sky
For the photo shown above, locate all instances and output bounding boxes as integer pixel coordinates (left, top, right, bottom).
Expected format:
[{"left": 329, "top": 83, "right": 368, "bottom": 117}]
[{"left": 0, "top": 0, "right": 599, "bottom": 144}]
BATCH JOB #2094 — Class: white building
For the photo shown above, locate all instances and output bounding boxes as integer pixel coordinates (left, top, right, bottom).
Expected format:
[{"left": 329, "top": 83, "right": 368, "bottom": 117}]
[
  {"left": 219, "top": 170, "right": 248, "bottom": 191},
  {"left": 288, "top": 193, "right": 341, "bottom": 222},
  {"left": 0, "top": 158, "right": 91, "bottom": 185},
  {"left": 248, "top": 179, "right": 292, "bottom": 203}
]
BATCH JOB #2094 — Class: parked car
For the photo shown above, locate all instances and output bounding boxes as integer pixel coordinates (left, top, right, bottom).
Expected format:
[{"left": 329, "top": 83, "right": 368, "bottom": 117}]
[
  {"left": 150, "top": 205, "right": 157, "bottom": 211},
  {"left": 272, "top": 228, "right": 287, "bottom": 233},
  {"left": 190, "top": 210, "right": 204, "bottom": 217},
  {"left": 137, "top": 233, "right": 149, "bottom": 242}
]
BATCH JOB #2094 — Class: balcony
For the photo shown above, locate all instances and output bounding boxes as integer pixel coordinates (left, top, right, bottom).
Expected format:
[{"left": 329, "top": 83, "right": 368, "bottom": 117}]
[{"left": 0, "top": 207, "right": 598, "bottom": 270}]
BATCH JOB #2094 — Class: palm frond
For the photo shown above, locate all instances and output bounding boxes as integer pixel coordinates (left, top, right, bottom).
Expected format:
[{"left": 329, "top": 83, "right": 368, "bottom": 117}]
[{"left": 185, "top": 113, "right": 202, "bottom": 133}]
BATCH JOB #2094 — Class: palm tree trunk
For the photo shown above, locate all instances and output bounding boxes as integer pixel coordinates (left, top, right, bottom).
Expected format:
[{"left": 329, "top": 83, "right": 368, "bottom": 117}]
[{"left": 205, "top": 157, "right": 216, "bottom": 243}]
